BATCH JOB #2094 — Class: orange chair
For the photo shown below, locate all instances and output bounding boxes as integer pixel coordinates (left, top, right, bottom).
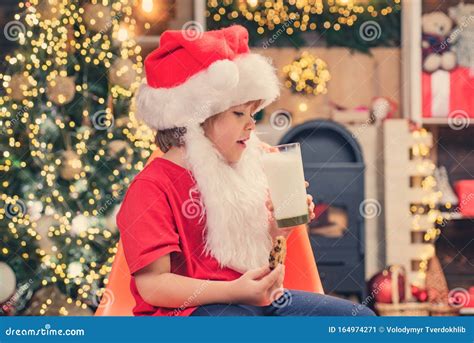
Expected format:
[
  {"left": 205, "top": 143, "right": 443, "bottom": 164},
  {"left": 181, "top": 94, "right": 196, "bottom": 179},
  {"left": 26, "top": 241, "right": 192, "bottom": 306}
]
[{"left": 95, "top": 150, "right": 324, "bottom": 316}]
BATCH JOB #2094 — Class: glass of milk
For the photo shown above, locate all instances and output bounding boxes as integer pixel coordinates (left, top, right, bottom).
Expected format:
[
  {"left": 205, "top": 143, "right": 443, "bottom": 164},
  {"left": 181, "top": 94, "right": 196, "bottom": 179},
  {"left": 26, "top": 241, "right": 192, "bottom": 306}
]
[{"left": 262, "top": 142, "right": 309, "bottom": 228}]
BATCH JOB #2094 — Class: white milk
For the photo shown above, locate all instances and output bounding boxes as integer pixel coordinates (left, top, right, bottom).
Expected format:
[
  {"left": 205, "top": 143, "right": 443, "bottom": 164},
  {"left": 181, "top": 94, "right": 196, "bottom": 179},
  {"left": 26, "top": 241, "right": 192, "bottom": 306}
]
[{"left": 262, "top": 144, "right": 309, "bottom": 228}]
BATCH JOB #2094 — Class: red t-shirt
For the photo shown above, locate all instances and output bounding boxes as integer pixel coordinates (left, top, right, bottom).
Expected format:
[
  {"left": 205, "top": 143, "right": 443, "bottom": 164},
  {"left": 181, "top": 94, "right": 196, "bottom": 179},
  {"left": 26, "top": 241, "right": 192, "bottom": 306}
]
[{"left": 116, "top": 157, "right": 242, "bottom": 316}]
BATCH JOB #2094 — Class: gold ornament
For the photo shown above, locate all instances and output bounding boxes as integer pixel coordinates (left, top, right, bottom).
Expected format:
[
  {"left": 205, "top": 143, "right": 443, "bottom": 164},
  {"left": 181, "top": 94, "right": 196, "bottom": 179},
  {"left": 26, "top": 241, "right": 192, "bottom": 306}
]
[
  {"left": 7, "top": 73, "right": 34, "bottom": 101},
  {"left": 426, "top": 256, "right": 450, "bottom": 305},
  {"left": 35, "top": 0, "right": 64, "bottom": 23},
  {"left": 33, "top": 215, "right": 59, "bottom": 255},
  {"left": 46, "top": 75, "right": 75, "bottom": 105},
  {"left": 283, "top": 52, "right": 330, "bottom": 96},
  {"left": 59, "top": 150, "right": 82, "bottom": 180},
  {"left": 109, "top": 58, "right": 137, "bottom": 89},
  {"left": 108, "top": 140, "right": 132, "bottom": 164},
  {"left": 83, "top": 3, "right": 112, "bottom": 32}
]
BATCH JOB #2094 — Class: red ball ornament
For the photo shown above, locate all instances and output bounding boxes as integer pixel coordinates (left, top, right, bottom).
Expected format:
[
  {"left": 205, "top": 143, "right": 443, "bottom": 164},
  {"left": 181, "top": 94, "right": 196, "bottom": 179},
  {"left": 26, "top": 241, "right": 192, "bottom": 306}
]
[
  {"left": 0, "top": 301, "right": 14, "bottom": 316},
  {"left": 418, "top": 290, "right": 428, "bottom": 302},
  {"left": 368, "top": 265, "right": 406, "bottom": 303},
  {"left": 411, "top": 284, "right": 428, "bottom": 302}
]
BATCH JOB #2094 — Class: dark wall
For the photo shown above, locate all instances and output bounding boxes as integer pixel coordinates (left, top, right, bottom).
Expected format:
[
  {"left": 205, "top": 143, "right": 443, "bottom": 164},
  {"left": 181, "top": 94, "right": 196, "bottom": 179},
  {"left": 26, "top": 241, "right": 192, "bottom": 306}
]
[
  {"left": 0, "top": 0, "right": 19, "bottom": 63},
  {"left": 437, "top": 127, "right": 474, "bottom": 185}
]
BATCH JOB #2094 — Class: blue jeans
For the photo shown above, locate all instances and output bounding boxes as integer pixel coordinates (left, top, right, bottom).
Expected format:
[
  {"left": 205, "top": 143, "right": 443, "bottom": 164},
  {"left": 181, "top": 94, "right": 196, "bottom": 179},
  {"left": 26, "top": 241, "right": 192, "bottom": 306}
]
[{"left": 190, "top": 289, "right": 376, "bottom": 316}]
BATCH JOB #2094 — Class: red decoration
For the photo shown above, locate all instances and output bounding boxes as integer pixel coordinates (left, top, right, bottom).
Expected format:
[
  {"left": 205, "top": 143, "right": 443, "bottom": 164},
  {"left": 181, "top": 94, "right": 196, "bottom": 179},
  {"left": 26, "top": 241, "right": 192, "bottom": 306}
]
[
  {"left": 368, "top": 265, "right": 406, "bottom": 304},
  {"left": 422, "top": 67, "right": 474, "bottom": 118},
  {"left": 312, "top": 203, "right": 329, "bottom": 222},
  {"left": 411, "top": 284, "right": 428, "bottom": 302},
  {"left": 454, "top": 180, "right": 474, "bottom": 217},
  {"left": 448, "top": 288, "right": 472, "bottom": 308},
  {"left": 0, "top": 302, "right": 14, "bottom": 316},
  {"left": 469, "top": 287, "right": 474, "bottom": 308}
]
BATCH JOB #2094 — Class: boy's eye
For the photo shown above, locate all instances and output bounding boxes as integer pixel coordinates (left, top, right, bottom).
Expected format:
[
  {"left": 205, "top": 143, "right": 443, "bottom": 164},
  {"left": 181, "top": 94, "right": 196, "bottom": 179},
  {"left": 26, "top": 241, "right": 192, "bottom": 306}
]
[{"left": 233, "top": 111, "right": 256, "bottom": 122}]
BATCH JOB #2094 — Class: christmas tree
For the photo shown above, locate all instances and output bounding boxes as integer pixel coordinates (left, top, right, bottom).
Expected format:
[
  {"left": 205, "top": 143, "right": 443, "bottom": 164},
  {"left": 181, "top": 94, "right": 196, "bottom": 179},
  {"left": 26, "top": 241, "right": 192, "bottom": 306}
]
[
  {"left": 206, "top": 0, "right": 401, "bottom": 52},
  {"left": 0, "top": 0, "right": 153, "bottom": 315}
]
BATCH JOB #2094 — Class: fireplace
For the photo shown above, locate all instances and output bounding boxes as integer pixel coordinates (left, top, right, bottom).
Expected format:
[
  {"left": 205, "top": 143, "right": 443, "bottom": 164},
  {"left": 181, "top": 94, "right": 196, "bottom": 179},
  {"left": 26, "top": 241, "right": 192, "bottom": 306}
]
[
  {"left": 435, "top": 219, "right": 474, "bottom": 291},
  {"left": 280, "top": 119, "right": 366, "bottom": 300},
  {"left": 432, "top": 125, "right": 474, "bottom": 292}
]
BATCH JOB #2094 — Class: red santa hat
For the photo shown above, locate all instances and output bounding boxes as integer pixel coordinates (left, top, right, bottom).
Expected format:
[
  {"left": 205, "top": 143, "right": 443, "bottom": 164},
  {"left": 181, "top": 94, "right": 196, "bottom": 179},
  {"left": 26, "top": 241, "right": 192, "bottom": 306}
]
[{"left": 135, "top": 25, "right": 280, "bottom": 130}]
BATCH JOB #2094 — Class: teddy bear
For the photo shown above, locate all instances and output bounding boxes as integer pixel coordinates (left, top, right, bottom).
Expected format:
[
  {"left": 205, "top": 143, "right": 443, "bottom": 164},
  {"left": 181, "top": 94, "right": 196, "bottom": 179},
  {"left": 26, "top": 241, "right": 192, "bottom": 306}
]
[
  {"left": 422, "top": 11, "right": 457, "bottom": 73},
  {"left": 449, "top": 2, "right": 474, "bottom": 70}
]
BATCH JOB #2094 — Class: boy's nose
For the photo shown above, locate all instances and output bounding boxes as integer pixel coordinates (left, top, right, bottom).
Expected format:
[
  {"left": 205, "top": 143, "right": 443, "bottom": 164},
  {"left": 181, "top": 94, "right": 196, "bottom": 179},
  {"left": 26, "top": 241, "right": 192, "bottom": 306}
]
[{"left": 246, "top": 116, "right": 256, "bottom": 131}]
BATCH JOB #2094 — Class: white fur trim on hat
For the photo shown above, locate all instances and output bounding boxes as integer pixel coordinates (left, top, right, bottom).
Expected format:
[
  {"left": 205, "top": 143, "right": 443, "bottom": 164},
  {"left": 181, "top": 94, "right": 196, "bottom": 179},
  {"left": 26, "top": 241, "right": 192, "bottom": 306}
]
[{"left": 135, "top": 53, "right": 280, "bottom": 130}]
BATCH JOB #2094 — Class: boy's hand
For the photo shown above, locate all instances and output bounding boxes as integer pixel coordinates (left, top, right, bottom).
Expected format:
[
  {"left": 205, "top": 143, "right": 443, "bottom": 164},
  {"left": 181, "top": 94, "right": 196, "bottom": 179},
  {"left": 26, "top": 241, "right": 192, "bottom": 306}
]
[
  {"left": 268, "top": 264, "right": 286, "bottom": 301},
  {"left": 266, "top": 181, "right": 316, "bottom": 240},
  {"left": 229, "top": 264, "right": 285, "bottom": 306}
]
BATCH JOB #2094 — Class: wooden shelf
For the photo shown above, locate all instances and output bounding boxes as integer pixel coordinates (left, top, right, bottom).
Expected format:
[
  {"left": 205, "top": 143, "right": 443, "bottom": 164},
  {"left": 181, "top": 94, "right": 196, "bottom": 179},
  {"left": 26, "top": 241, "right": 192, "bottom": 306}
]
[
  {"left": 422, "top": 118, "right": 452, "bottom": 125},
  {"left": 440, "top": 212, "right": 474, "bottom": 221},
  {"left": 460, "top": 307, "right": 474, "bottom": 315},
  {"left": 421, "top": 118, "right": 474, "bottom": 131}
]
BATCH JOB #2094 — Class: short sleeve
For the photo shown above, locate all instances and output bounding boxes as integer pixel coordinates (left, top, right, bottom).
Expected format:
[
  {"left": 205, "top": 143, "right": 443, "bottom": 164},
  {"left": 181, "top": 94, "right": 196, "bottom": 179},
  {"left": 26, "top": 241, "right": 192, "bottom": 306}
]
[{"left": 116, "top": 178, "right": 181, "bottom": 275}]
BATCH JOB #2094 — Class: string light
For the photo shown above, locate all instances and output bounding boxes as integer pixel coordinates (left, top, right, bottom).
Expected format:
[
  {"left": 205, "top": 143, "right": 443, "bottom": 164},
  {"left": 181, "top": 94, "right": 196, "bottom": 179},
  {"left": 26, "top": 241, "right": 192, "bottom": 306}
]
[
  {"left": 298, "top": 102, "right": 308, "bottom": 112},
  {"left": 409, "top": 128, "right": 441, "bottom": 286},
  {"left": 207, "top": 0, "right": 401, "bottom": 33},
  {"left": 117, "top": 25, "right": 130, "bottom": 42},
  {"left": 141, "top": 0, "right": 154, "bottom": 13}
]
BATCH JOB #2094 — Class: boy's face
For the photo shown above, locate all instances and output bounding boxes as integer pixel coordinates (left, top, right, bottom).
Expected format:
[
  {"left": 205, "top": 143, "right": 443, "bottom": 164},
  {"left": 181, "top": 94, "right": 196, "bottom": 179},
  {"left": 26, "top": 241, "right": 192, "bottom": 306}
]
[{"left": 203, "top": 100, "right": 261, "bottom": 164}]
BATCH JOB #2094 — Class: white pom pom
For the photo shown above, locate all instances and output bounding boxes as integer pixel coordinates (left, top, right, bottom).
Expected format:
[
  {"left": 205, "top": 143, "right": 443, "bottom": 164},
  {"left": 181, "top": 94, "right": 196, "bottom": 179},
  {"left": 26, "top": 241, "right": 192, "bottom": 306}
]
[{"left": 71, "top": 215, "right": 90, "bottom": 235}]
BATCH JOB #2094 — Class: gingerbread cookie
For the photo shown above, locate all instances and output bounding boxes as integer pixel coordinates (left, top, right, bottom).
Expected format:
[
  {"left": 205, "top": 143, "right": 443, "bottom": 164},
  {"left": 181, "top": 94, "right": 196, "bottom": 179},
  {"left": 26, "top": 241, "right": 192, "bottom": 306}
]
[{"left": 269, "top": 236, "right": 287, "bottom": 270}]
